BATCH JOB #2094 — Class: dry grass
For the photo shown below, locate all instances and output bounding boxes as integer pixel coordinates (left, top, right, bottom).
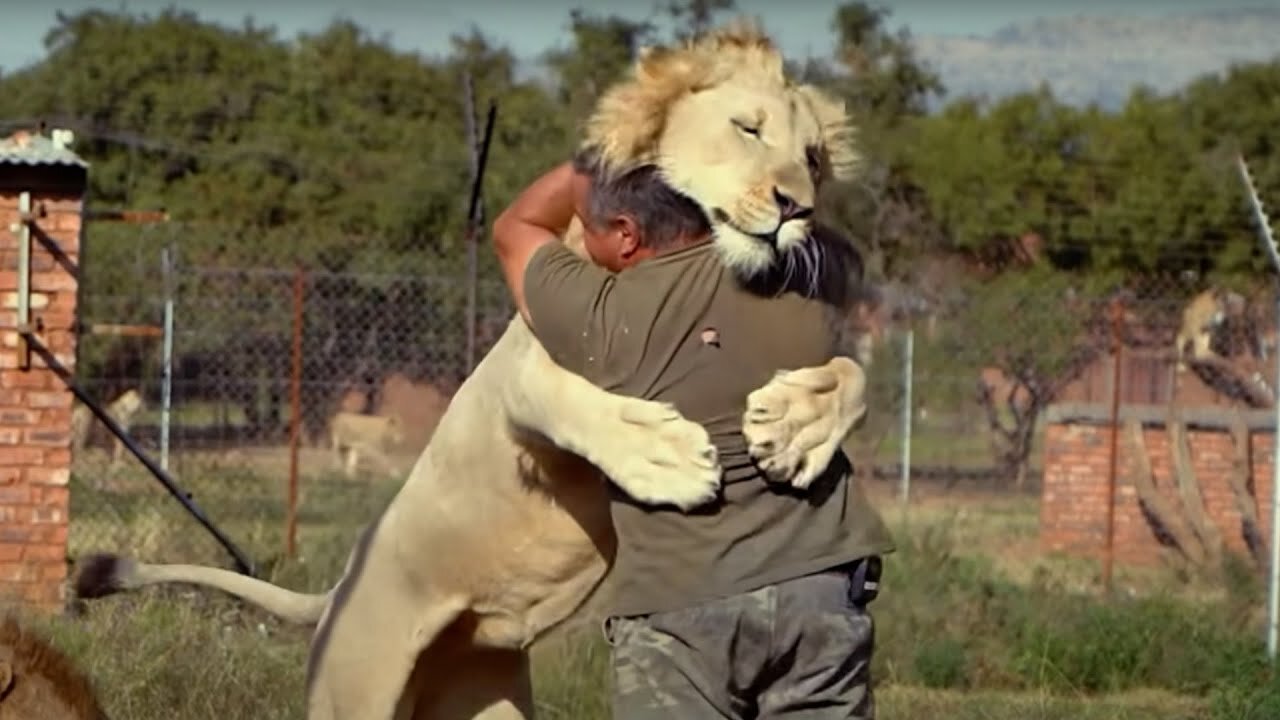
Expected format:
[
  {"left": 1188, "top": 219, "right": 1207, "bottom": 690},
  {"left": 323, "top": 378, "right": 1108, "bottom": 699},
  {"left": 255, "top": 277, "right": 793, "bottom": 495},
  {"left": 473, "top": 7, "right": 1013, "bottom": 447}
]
[
  {"left": 864, "top": 478, "right": 1248, "bottom": 605},
  {"left": 43, "top": 448, "right": 1271, "bottom": 719}
]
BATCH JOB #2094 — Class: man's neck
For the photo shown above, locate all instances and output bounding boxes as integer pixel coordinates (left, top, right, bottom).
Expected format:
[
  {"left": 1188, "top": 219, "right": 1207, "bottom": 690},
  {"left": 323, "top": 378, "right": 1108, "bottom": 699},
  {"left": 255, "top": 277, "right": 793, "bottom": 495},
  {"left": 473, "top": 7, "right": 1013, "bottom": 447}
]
[{"left": 631, "top": 233, "right": 712, "bottom": 264}]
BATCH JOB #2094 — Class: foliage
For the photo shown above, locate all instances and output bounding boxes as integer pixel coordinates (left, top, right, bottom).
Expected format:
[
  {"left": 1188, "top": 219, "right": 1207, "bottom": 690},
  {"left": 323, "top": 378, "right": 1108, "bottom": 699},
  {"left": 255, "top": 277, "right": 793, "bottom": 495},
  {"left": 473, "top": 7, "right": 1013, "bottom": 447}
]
[
  {"left": 0, "top": 3, "right": 1277, "bottom": 457},
  {"left": 0, "top": 4, "right": 1273, "bottom": 283}
]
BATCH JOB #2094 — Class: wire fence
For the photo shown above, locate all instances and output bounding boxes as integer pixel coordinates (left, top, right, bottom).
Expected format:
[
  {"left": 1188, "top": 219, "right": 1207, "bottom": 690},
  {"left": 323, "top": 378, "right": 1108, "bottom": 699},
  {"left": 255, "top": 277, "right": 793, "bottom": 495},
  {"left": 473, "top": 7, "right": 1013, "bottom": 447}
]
[
  {"left": 64, "top": 223, "right": 1280, "bottom": 588},
  {"left": 850, "top": 266, "right": 1280, "bottom": 595},
  {"left": 859, "top": 275, "right": 1278, "bottom": 486},
  {"left": 68, "top": 242, "right": 517, "bottom": 581}
]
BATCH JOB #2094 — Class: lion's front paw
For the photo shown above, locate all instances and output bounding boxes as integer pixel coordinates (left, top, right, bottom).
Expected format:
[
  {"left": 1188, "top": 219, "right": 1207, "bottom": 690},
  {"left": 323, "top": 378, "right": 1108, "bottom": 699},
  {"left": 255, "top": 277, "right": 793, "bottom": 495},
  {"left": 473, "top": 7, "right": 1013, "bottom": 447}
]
[
  {"left": 743, "top": 359, "right": 867, "bottom": 490},
  {"left": 599, "top": 400, "right": 721, "bottom": 511}
]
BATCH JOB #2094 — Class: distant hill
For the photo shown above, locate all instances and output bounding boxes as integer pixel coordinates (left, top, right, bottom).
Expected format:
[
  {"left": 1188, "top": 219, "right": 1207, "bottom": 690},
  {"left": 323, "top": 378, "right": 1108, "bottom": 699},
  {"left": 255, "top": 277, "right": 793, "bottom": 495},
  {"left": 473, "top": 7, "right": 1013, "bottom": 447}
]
[{"left": 911, "top": 7, "right": 1280, "bottom": 110}]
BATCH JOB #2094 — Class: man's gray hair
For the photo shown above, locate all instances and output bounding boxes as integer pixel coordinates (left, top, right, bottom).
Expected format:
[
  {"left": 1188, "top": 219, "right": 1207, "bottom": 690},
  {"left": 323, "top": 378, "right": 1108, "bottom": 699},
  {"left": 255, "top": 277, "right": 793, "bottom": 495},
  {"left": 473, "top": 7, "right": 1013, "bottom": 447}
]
[{"left": 572, "top": 148, "right": 711, "bottom": 250}]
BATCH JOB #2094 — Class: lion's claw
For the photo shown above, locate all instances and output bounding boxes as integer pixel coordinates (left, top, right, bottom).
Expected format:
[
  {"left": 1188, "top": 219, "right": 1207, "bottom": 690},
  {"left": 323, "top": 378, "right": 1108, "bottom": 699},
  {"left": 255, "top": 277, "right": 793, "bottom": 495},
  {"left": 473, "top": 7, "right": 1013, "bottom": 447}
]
[
  {"left": 743, "top": 360, "right": 867, "bottom": 490},
  {"left": 600, "top": 400, "right": 722, "bottom": 510}
]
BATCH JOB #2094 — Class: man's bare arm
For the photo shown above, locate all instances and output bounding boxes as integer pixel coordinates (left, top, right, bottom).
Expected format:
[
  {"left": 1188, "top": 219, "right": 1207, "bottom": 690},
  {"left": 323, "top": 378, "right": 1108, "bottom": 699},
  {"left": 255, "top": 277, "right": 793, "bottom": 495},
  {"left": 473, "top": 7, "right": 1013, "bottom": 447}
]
[{"left": 492, "top": 161, "right": 581, "bottom": 324}]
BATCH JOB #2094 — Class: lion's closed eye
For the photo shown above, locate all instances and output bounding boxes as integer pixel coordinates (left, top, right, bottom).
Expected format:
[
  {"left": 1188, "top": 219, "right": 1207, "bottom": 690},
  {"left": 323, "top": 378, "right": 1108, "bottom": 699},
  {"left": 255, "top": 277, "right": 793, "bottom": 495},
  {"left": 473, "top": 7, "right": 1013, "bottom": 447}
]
[{"left": 731, "top": 118, "right": 761, "bottom": 137}]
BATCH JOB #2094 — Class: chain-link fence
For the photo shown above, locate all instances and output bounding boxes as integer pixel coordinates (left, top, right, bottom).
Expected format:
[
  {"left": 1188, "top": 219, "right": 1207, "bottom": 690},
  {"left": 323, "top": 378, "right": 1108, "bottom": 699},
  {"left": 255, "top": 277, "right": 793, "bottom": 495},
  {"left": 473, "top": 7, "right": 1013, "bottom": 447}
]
[
  {"left": 853, "top": 264, "right": 1278, "bottom": 521},
  {"left": 68, "top": 226, "right": 517, "bottom": 583},
  {"left": 66, "top": 226, "right": 1279, "bottom": 586},
  {"left": 839, "top": 260, "right": 1280, "bottom": 573}
]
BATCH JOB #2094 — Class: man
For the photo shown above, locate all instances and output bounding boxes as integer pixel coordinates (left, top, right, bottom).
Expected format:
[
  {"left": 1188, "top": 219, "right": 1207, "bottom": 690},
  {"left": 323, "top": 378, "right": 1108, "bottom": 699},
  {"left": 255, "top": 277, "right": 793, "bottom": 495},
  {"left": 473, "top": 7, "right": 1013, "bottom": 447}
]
[{"left": 492, "top": 155, "right": 895, "bottom": 719}]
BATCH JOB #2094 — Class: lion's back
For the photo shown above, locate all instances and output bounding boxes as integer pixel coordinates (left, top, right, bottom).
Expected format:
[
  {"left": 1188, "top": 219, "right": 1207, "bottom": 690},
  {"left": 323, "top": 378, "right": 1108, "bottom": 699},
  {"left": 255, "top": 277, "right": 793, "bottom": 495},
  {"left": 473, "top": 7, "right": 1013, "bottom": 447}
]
[{"left": 329, "top": 412, "right": 396, "bottom": 447}]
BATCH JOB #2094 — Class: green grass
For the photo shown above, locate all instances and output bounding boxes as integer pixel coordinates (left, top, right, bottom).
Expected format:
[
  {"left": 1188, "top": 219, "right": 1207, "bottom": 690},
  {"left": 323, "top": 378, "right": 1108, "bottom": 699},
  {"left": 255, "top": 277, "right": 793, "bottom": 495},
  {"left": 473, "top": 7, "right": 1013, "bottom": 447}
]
[
  {"left": 9, "top": 595, "right": 1231, "bottom": 720},
  {"left": 68, "top": 449, "right": 402, "bottom": 587},
  {"left": 38, "top": 455, "right": 1280, "bottom": 719}
]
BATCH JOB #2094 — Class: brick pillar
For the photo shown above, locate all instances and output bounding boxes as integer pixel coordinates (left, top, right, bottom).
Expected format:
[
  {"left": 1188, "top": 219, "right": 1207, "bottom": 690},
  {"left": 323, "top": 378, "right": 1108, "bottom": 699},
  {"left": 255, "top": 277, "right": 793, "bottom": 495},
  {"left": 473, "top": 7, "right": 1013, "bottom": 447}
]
[{"left": 0, "top": 133, "right": 87, "bottom": 610}]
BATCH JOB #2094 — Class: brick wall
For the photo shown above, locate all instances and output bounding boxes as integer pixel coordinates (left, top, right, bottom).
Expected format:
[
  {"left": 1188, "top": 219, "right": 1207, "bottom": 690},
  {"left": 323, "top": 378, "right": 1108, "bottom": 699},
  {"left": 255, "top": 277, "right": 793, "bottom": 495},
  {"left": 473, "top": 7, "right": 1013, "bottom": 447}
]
[
  {"left": 1041, "top": 415, "right": 1275, "bottom": 567},
  {"left": 0, "top": 165, "right": 85, "bottom": 610}
]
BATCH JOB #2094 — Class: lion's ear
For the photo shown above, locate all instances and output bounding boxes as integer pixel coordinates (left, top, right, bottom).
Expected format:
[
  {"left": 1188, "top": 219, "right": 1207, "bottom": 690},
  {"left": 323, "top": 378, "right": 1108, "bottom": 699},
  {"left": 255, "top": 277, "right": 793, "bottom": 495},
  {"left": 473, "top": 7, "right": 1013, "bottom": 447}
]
[{"left": 794, "top": 84, "right": 861, "bottom": 183}]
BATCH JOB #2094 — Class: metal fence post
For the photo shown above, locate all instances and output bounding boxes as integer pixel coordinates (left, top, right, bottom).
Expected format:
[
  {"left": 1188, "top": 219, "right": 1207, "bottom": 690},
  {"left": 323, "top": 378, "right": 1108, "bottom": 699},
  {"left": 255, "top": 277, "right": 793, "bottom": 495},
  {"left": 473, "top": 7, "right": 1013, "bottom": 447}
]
[
  {"left": 285, "top": 265, "right": 305, "bottom": 559},
  {"left": 159, "top": 241, "right": 175, "bottom": 471},
  {"left": 1103, "top": 296, "right": 1125, "bottom": 592},
  {"left": 1237, "top": 154, "right": 1280, "bottom": 661},
  {"left": 900, "top": 327, "right": 914, "bottom": 512}
]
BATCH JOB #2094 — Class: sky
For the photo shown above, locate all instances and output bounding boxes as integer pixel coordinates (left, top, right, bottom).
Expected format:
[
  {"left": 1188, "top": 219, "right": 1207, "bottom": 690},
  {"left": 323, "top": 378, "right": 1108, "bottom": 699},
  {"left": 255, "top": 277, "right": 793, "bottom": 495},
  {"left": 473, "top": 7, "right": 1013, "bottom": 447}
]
[{"left": 0, "top": 0, "right": 1271, "bottom": 72}]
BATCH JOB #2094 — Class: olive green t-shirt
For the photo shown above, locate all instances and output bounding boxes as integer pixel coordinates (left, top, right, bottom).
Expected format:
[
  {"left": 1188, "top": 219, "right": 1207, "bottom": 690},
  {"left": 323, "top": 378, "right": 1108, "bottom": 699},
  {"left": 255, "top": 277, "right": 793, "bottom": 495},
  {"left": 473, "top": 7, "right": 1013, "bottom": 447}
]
[{"left": 524, "top": 241, "right": 895, "bottom": 618}]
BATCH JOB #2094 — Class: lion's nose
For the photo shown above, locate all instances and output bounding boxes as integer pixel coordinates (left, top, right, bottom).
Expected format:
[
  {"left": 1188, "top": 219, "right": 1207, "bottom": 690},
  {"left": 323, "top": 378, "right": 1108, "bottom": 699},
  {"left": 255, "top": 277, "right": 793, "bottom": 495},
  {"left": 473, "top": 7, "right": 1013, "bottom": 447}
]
[{"left": 772, "top": 187, "right": 812, "bottom": 222}]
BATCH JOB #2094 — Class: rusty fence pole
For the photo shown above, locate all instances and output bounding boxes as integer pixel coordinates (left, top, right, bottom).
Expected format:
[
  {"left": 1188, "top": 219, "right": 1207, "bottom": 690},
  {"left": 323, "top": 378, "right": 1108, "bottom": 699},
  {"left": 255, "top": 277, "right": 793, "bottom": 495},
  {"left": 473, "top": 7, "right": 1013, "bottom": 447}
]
[
  {"left": 1102, "top": 296, "right": 1125, "bottom": 592},
  {"left": 285, "top": 265, "right": 305, "bottom": 559}
]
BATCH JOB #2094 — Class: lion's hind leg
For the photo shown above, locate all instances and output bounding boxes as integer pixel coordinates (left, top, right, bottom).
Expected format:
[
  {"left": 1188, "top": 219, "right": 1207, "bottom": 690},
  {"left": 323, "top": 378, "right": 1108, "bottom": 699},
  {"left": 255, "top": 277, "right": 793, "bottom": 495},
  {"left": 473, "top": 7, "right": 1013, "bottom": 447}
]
[
  {"left": 403, "top": 621, "right": 534, "bottom": 720},
  {"left": 343, "top": 445, "right": 360, "bottom": 479},
  {"left": 306, "top": 576, "right": 469, "bottom": 720}
]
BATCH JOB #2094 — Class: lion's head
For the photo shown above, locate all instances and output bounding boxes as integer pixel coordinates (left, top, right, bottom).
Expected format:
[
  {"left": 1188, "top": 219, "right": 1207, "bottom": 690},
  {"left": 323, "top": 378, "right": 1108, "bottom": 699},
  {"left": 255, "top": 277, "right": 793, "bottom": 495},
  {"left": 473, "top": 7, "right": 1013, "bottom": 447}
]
[{"left": 577, "top": 19, "right": 859, "bottom": 278}]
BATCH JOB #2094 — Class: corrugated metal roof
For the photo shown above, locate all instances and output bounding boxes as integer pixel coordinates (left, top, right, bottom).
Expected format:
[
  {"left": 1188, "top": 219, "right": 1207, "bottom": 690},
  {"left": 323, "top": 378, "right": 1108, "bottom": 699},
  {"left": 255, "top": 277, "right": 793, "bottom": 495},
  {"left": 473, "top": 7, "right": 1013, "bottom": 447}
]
[{"left": 0, "top": 130, "right": 88, "bottom": 168}]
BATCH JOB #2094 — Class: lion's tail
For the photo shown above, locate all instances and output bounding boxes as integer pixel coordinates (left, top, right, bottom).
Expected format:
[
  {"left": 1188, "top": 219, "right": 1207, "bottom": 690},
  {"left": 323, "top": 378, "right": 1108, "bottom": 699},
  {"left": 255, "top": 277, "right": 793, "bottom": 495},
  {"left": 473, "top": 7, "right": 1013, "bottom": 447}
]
[{"left": 73, "top": 553, "right": 330, "bottom": 625}]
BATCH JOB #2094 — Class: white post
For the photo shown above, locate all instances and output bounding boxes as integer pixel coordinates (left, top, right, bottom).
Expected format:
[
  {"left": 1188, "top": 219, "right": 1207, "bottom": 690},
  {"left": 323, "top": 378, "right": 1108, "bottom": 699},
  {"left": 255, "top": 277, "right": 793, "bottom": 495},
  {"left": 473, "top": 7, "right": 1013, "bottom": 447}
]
[
  {"left": 899, "top": 328, "right": 915, "bottom": 508},
  {"left": 1237, "top": 155, "right": 1280, "bottom": 661},
  {"left": 159, "top": 244, "right": 175, "bottom": 472}
]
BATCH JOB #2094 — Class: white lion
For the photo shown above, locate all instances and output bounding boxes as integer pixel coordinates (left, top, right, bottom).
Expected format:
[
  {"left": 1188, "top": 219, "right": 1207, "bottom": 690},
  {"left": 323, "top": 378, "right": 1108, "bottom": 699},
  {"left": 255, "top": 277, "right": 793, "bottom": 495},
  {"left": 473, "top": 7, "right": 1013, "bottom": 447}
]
[
  {"left": 327, "top": 410, "right": 407, "bottom": 479},
  {"left": 73, "top": 20, "right": 870, "bottom": 720},
  {"left": 70, "top": 387, "right": 144, "bottom": 467}
]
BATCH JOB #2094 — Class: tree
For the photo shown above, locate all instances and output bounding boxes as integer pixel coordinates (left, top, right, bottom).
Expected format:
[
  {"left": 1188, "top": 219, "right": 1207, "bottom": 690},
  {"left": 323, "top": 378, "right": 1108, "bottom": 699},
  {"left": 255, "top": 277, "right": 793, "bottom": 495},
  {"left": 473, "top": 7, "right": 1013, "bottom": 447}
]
[
  {"left": 542, "top": 10, "right": 653, "bottom": 122},
  {"left": 906, "top": 86, "right": 1094, "bottom": 271},
  {"left": 0, "top": 8, "right": 575, "bottom": 429},
  {"left": 1180, "top": 59, "right": 1280, "bottom": 282},
  {"left": 799, "top": 2, "right": 948, "bottom": 283},
  {"left": 943, "top": 266, "right": 1115, "bottom": 488},
  {"left": 664, "top": 0, "right": 737, "bottom": 41}
]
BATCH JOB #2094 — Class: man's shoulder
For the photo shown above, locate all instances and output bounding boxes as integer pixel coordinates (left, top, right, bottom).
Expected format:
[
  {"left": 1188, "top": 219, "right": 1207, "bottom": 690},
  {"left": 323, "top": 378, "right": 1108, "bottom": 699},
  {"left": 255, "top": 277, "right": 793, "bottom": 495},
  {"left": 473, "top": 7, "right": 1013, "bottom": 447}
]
[
  {"left": 526, "top": 241, "right": 582, "bottom": 277},
  {"left": 522, "top": 243, "right": 612, "bottom": 373},
  {"left": 524, "top": 242, "right": 609, "bottom": 300}
]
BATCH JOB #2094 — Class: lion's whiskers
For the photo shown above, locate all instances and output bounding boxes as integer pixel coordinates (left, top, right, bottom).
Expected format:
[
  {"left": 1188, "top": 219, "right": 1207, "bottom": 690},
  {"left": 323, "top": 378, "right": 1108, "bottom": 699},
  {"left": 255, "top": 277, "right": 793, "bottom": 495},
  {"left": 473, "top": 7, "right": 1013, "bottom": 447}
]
[
  {"left": 778, "top": 251, "right": 796, "bottom": 298},
  {"left": 809, "top": 240, "right": 826, "bottom": 298}
]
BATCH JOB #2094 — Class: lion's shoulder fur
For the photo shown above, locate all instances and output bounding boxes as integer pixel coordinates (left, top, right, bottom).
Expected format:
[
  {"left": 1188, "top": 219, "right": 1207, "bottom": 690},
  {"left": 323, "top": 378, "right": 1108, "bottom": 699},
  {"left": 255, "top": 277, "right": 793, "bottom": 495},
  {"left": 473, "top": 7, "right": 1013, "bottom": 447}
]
[{"left": 0, "top": 616, "right": 106, "bottom": 719}]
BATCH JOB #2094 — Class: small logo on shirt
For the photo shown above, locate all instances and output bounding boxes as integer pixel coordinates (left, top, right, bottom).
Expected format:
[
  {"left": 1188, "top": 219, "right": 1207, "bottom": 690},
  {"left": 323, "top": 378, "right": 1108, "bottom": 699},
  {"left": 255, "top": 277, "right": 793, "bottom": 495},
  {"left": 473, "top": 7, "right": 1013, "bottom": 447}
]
[{"left": 700, "top": 327, "right": 720, "bottom": 348}]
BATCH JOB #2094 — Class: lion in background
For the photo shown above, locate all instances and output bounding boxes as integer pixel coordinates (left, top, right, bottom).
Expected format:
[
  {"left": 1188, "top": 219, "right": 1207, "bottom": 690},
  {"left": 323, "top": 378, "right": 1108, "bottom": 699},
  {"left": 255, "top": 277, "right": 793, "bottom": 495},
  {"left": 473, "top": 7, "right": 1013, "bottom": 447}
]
[
  {"left": 70, "top": 388, "right": 144, "bottom": 467},
  {"left": 1175, "top": 287, "right": 1243, "bottom": 371},
  {"left": 0, "top": 617, "right": 108, "bottom": 719},
  {"left": 73, "top": 19, "right": 871, "bottom": 720},
  {"left": 327, "top": 410, "right": 407, "bottom": 479}
]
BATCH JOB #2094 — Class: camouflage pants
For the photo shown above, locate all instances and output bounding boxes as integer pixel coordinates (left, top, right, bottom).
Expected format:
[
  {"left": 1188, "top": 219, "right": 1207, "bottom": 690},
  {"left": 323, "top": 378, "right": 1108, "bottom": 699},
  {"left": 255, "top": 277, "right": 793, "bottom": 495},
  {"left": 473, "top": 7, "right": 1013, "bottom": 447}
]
[{"left": 602, "top": 560, "right": 879, "bottom": 720}]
